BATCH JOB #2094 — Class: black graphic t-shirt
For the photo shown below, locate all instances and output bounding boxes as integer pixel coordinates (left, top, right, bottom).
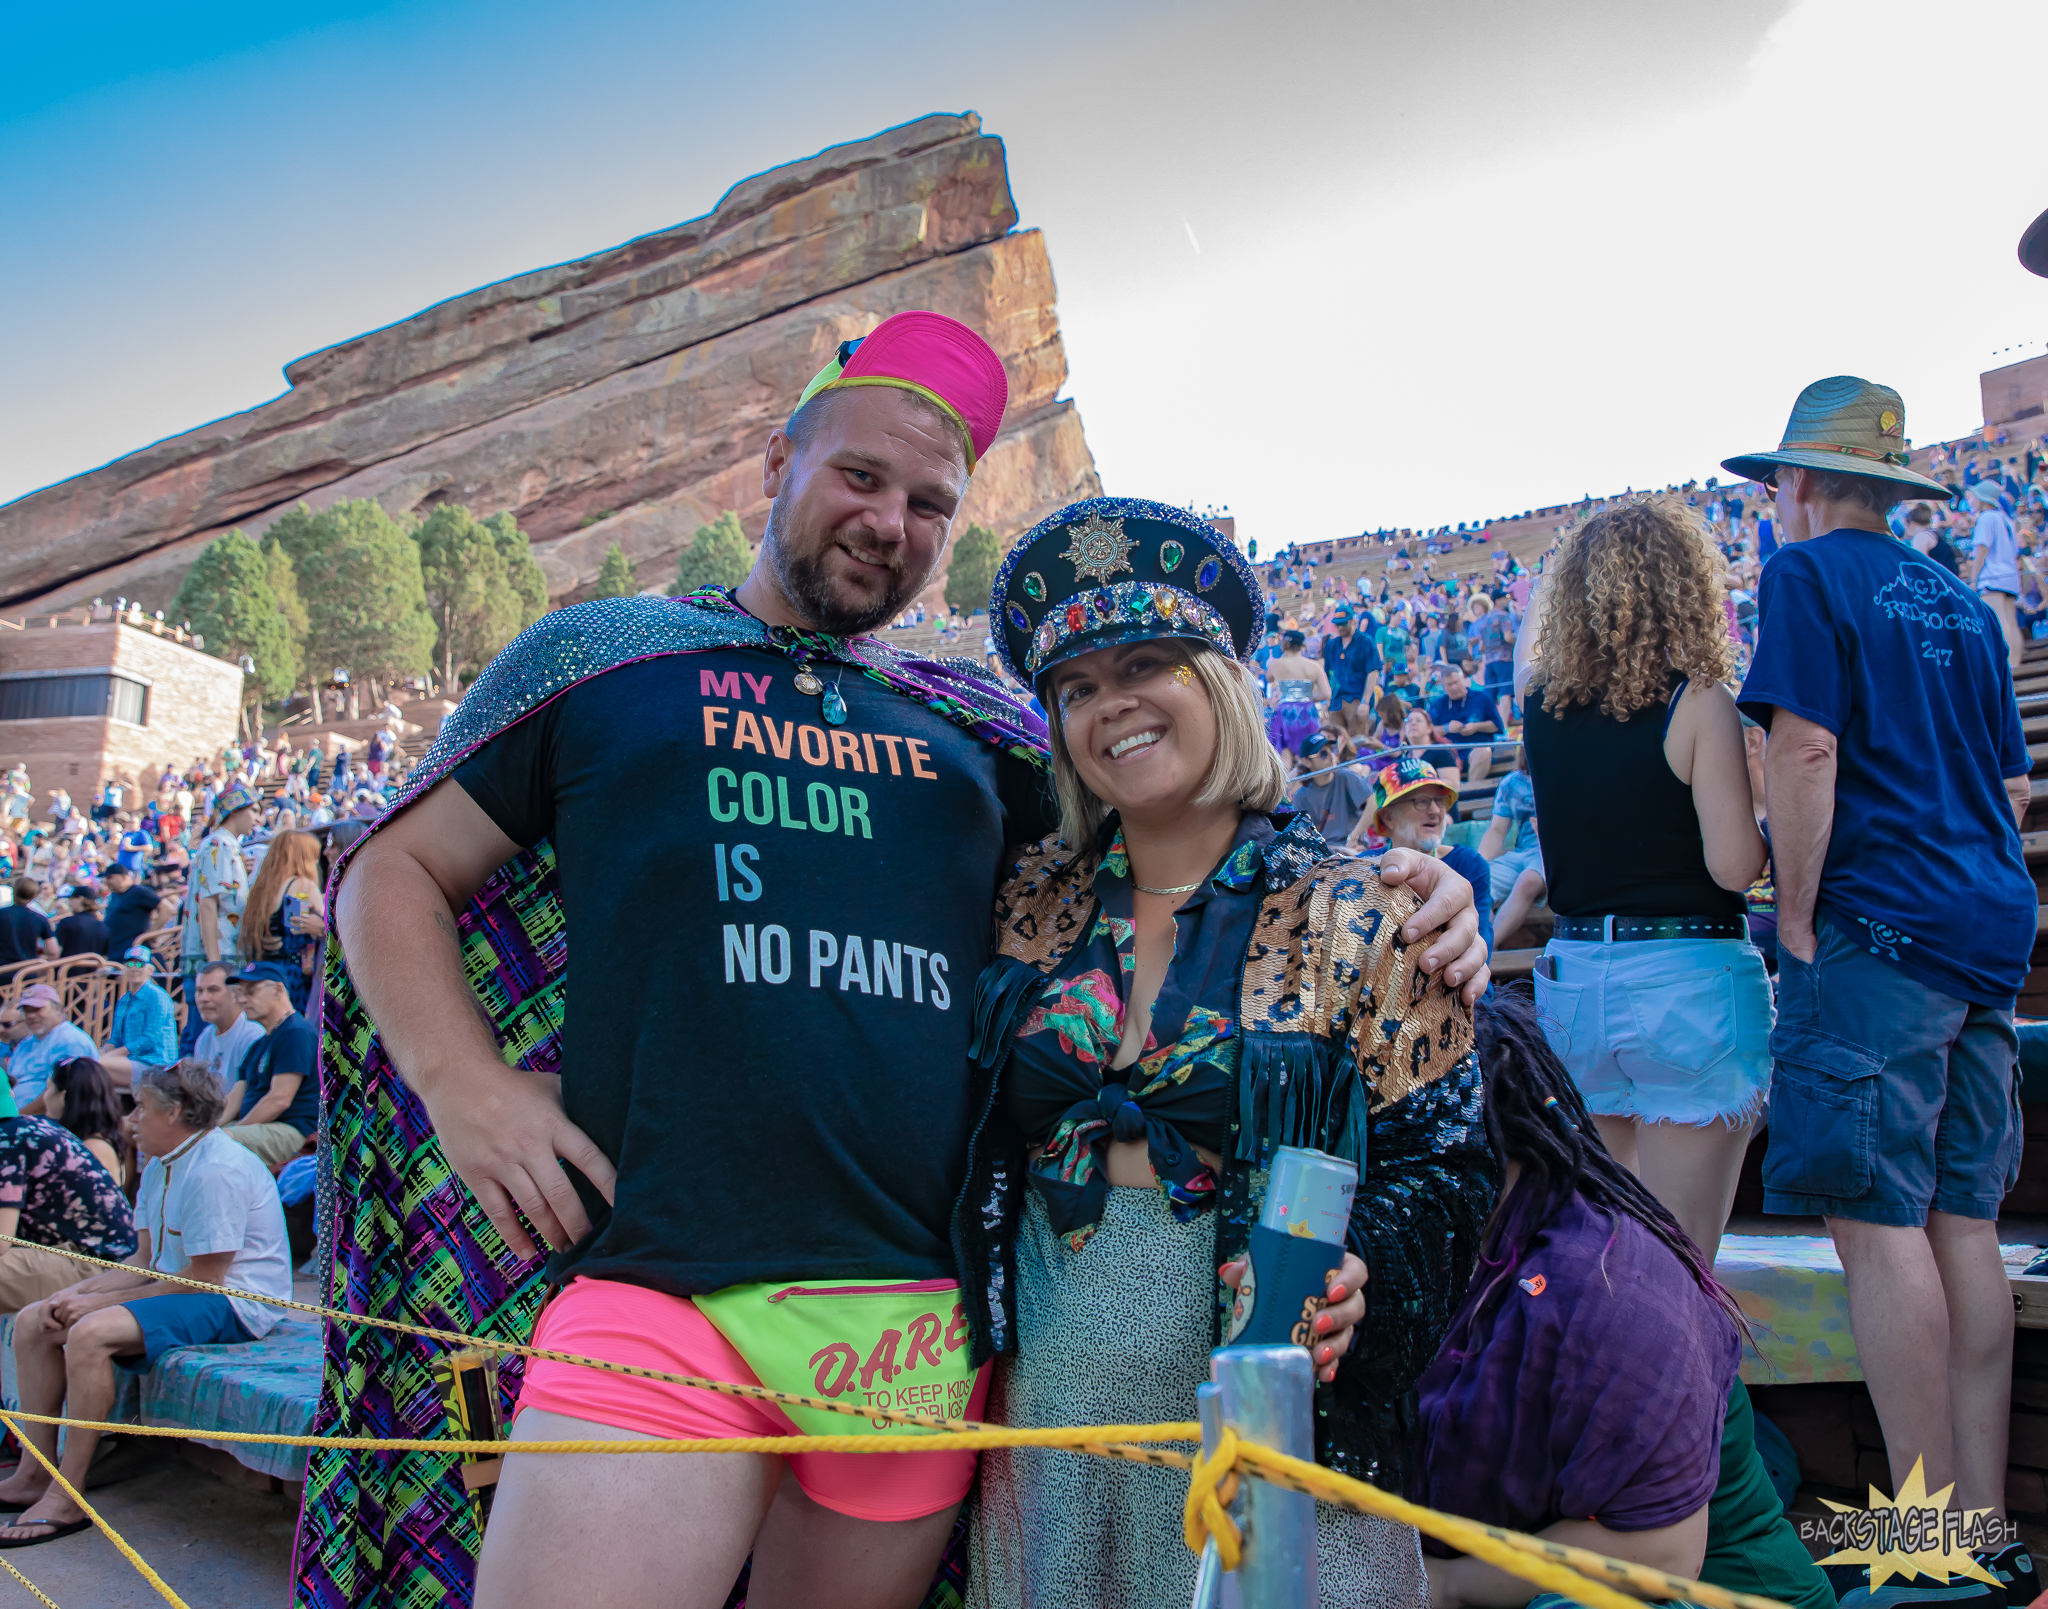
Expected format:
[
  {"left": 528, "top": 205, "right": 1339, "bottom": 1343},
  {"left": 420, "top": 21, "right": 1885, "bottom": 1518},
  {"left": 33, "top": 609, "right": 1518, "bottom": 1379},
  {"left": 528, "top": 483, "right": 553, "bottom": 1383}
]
[{"left": 452, "top": 648, "right": 1056, "bottom": 1296}]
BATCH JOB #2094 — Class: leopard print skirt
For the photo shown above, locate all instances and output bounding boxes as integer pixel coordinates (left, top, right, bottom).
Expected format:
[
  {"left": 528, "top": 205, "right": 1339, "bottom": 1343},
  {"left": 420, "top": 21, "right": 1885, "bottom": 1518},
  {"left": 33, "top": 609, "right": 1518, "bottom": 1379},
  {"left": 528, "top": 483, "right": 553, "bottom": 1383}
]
[{"left": 966, "top": 1186, "right": 1427, "bottom": 1609}]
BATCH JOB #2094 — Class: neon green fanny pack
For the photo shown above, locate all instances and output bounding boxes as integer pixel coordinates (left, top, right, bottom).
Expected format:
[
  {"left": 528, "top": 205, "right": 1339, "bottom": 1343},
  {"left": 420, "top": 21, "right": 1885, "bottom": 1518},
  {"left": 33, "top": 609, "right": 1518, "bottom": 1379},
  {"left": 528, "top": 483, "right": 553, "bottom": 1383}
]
[{"left": 692, "top": 1277, "right": 978, "bottom": 1437}]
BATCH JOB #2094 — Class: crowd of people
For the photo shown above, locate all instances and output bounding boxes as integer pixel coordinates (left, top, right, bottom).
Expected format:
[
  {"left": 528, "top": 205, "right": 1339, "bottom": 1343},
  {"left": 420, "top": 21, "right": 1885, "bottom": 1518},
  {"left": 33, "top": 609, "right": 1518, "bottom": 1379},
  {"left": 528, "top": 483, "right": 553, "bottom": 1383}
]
[
  {"left": 290, "top": 307, "right": 2044, "bottom": 1609},
  {"left": 0, "top": 308, "right": 2030, "bottom": 1609},
  {"left": 0, "top": 721, "right": 368, "bottom": 1549}
]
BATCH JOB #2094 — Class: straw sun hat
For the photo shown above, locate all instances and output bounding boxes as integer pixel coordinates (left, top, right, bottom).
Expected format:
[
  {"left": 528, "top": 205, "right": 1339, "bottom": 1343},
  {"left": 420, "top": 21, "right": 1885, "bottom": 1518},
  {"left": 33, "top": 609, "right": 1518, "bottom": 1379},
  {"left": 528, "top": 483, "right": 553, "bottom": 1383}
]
[{"left": 1721, "top": 375, "right": 1954, "bottom": 499}]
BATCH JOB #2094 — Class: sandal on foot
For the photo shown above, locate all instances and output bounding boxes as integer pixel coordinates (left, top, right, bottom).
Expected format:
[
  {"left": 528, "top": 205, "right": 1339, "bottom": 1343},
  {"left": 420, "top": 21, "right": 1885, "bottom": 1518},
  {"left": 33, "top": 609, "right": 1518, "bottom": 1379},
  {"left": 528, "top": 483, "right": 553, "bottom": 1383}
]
[{"left": 0, "top": 1517, "right": 91, "bottom": 1548}]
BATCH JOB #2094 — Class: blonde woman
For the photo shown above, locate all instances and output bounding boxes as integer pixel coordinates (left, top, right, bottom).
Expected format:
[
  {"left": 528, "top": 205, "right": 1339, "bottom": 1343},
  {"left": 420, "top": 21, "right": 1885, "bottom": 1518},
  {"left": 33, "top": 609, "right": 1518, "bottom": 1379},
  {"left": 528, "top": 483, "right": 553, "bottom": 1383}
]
[
  {"left": 241, "top": 830, "right": 326, "bottom": 1014},
  {"left": 1524, "top": 497, "right": 1769, "bottom": 1261},
  {"left": 965, "top": 500, "right": 1495, "bottom": 1609}
]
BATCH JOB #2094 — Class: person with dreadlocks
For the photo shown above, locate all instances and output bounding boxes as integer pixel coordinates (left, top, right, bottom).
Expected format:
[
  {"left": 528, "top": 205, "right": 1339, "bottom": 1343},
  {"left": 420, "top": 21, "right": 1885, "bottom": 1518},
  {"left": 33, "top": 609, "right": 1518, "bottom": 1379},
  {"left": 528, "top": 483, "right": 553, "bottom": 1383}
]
[{"left": 1413, "top": 993, "right": 1831, "bottom": 1609}]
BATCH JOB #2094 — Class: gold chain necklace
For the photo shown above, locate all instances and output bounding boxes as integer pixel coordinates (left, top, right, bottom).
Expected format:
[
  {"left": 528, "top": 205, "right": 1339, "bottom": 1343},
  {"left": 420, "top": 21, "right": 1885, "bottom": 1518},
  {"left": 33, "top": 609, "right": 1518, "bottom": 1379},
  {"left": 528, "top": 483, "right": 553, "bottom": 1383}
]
[{"left": 1133, "top": 879, "right": 1204, "bottom": 896}]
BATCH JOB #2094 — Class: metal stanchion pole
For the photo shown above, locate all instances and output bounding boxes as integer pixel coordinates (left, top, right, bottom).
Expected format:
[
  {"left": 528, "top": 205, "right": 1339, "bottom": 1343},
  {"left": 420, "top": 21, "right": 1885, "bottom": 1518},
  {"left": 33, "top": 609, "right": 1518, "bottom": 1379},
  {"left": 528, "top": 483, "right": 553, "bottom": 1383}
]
[
  {"left": 1210, "top": 1345, "right": 1318, "bottom": 1609},
  {"left": 1190, "top": 1382, "right": 1226, "bottom": 1609}
]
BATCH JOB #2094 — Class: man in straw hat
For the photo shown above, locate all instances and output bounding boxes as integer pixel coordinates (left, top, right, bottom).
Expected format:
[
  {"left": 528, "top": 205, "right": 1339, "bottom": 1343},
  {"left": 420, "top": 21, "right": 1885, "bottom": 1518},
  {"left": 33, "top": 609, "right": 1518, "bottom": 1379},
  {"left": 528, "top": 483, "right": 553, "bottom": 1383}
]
[
  {"left": 1729, "top": 376, "right": 2038, "bottom": 1607},
  {"left": 313, "top": 307, "right": 1498, "bottom": 1608}
]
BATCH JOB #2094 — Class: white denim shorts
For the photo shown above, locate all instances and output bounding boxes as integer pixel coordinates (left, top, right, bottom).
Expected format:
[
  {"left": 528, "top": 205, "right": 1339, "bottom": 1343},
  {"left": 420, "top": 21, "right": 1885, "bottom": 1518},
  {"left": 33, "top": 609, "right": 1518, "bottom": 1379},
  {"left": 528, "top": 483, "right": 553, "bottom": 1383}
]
[{"left": 1533, "top": 936, "right": 1774, "bottom": 1126}]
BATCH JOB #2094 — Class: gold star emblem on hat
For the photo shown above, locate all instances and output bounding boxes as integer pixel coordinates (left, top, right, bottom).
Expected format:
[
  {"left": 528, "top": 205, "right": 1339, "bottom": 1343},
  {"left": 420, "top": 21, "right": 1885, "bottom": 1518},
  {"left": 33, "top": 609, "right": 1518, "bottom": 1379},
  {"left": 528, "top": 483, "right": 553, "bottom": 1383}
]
[{"left": 1059, "top": 513, "right": 1137, "bottom": 585}]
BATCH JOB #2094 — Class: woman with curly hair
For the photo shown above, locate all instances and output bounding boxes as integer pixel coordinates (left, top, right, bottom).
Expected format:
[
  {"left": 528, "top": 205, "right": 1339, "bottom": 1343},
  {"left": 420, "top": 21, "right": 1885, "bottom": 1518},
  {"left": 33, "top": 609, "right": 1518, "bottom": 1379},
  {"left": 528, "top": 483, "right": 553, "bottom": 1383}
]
[{"left": 1523, "top": 496, "right": 1768, "bottom": 1261}]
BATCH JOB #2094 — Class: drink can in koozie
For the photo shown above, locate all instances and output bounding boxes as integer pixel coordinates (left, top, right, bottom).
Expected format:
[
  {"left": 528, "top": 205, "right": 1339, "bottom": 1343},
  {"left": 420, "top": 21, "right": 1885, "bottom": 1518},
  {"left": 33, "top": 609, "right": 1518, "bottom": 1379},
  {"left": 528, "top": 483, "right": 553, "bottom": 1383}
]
[{"left": 1224, "top": 1146, "right": 1359, "bottom": 1350}]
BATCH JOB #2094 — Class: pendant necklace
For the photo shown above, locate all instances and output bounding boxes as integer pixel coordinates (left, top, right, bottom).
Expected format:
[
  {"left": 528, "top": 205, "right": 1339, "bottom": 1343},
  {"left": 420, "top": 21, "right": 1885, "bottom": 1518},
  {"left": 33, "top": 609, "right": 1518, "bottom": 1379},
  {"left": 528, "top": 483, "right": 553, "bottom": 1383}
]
[{"left": 774, "top": 627, "right": 850, "bottom": 726}]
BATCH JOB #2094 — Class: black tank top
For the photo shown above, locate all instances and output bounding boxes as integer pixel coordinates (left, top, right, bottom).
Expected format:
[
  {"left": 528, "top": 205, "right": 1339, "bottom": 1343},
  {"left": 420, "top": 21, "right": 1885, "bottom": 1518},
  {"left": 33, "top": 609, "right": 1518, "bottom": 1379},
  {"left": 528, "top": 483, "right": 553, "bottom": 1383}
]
[{"left": 1523, "top": 677, "right": 1744, "bottom": 920}]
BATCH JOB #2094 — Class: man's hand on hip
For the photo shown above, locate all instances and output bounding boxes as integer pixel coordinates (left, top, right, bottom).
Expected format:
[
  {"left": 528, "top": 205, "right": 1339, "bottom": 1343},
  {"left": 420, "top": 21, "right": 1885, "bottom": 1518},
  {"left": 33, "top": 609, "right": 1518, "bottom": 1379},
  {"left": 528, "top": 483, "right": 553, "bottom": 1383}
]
[
  {"left": 417, "top": 1059, "right": 615, "bottom": 1261},
  {"left": 336, "top": 779, "right": 618, "bottom": 1262}
]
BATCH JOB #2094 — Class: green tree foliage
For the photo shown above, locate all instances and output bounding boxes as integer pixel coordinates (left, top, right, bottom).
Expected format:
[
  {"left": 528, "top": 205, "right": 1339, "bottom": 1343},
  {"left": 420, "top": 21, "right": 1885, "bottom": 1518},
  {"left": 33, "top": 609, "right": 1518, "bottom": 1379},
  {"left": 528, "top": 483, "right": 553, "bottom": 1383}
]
[
  {"left": 488, "top": 512, "right": 550, "bottom": 623},
  {"left": 265, "top": 499, "right": 435, "bottom": 687},
  {"left": 415, "top": 505, "right": 550, "bottom": 686},
  {"left": 943, "top": 523, "right": 1001, "bottom": 616},
  {"left": 172, "top": 530, "right": 301, "bottom": 705},
  {"left": 590, "top": 542, "right": 638, "bottom": 599},
  {"left": 672, "top": 511, "right": 753, "bottom": 597},
  {"left": 261, "top": 537, "right": 310, "bottom": 648}
]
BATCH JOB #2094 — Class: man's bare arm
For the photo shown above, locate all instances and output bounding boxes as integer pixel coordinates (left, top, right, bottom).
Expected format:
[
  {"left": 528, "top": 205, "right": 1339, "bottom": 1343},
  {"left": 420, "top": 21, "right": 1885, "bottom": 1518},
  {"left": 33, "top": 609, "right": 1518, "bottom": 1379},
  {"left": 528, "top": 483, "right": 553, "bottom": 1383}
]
[
  {"left": 2008, "top": 772, "right": 2031, "bottom": 828},
  {"left": 335, "top": 779, "right": 616, "bottom": 1258},
  {"left": 1762, "top": 709, "right": 1837, "bottom": 965}
]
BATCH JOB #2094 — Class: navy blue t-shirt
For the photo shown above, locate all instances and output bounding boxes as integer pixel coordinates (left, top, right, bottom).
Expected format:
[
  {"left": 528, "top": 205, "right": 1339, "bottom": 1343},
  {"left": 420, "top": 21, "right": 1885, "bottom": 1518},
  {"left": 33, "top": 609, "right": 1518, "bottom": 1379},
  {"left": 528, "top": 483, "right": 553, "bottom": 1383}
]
[
  {"left": 451, "top": 648, "right": 1057, "bottom": 1296},
  {"left": 1429, "top": 688, "right": 1500, "bottom": 736},
  {"left": 1739, "top": 528, "right": 2032, "bottom": 1005},
  {"left": 1441, "top": 844, "right": 1494, "bottom": 959},
  {"left": 1323, "top": 631, "right": 1380, "bottom": 703},
  {"left": 234, "top": 1012, "right": 321, "bottom": 1132},
  {"left": 0, "top": 907, "right": 49, "bottom": 966}
]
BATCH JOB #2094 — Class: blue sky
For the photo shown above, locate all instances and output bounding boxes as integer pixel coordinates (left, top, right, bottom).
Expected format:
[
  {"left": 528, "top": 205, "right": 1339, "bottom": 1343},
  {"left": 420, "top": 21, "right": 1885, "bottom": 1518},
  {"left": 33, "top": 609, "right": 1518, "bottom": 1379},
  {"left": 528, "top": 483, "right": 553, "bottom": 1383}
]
[{"left": 8, "top": 0, "right": 2047, "bottom": 548}]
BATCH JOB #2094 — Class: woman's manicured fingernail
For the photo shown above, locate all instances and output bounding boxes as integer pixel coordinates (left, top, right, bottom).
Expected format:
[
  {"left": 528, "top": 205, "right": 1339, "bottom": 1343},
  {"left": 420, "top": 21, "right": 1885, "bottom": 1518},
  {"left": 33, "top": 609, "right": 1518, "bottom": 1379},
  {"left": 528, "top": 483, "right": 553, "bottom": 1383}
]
[{"left": 1329, "top": 1285, "right": 1346, "bottom": 1301}]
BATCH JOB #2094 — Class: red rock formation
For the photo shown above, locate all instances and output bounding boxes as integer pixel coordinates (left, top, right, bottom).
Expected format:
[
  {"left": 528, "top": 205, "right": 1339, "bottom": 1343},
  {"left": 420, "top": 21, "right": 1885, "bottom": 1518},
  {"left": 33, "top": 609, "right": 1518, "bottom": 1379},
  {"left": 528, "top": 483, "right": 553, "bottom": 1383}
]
[{"left": 0, "top": 112, "right": 1100, "bottom": 612}]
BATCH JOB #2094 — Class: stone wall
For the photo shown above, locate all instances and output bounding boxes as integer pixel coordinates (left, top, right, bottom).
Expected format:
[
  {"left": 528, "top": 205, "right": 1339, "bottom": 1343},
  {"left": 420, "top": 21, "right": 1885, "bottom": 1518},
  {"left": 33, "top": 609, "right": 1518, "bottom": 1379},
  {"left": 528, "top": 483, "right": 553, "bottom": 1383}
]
[
  {"left": 0, "top": 112, "right": 1101, "bottom": 617},
  {"left": 0, "top": 620, "right": 243, "bottom": 799}
]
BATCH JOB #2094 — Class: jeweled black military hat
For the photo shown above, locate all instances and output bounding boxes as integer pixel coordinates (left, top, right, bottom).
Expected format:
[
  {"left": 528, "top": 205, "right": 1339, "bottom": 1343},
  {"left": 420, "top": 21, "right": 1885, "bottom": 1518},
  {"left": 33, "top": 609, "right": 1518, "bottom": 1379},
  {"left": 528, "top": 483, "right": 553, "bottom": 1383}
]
[{"left": 989, "top": 497, "right": 1263, "bottom": 686}]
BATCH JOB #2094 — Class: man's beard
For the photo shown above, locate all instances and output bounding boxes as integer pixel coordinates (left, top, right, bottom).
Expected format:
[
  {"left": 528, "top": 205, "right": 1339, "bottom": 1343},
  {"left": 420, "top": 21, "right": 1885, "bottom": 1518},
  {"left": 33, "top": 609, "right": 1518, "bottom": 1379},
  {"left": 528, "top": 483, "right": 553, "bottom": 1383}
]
[
  {"left": 764, "top": 498, "right": 924, "bottom": 637},
  {"left": 1411, "top": 831, "right": 1442, "bottom": 856}
]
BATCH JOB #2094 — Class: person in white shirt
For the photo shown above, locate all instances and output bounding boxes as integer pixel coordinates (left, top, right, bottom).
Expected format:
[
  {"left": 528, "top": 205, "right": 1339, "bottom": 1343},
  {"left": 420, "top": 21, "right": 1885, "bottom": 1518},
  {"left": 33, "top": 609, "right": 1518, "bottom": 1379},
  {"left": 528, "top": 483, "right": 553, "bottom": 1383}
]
[
  {"left": 1966, "top": 479, "right": 2024, "bottom": 671},
  {"left": 0, "top": 1058, "right": 288, "bottom": 1543},
  {"left": 183, "top": 962, "right": 267, "bottom": 1093}
]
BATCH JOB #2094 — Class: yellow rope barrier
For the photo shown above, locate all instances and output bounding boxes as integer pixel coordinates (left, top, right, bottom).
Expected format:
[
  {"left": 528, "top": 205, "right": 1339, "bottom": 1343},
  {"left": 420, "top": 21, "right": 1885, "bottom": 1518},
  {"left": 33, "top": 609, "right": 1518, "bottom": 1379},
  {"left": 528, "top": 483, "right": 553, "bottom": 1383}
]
[
  {"left": 1227, "top": 1443, "right": 1795, "bottom": 1609},
  {"left": 0, "top": 1552, "right": 61, "bottom": 1609},
  {"left": 0, "top": 1237, "right": 1031, "bottom": 1438},
  {"left": 1182, "top": 1428, "right": 1243, "bottom": 1570},
  {"left": 0, "top": 1237, "right": 1794, "bottom": 1609},
  {"left": 0, "top": 1409, "right": 188, "bottom": 1609}
]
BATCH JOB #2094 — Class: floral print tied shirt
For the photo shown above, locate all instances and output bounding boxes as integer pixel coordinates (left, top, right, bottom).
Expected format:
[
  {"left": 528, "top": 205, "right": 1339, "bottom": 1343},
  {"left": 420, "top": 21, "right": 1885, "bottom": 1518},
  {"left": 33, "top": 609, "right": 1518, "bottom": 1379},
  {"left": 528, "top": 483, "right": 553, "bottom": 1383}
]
[
  {"left": 1003, "top": 815, "right": 1276, "bottom": 1251},
  {"left": 0, "top": 1116, "right": 137, "bottom": 1260}
]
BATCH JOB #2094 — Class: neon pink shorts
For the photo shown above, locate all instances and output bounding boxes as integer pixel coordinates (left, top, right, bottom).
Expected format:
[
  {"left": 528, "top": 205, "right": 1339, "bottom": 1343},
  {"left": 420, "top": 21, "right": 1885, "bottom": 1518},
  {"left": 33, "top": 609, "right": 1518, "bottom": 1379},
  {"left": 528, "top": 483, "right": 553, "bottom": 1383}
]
[{"left": 514, "top": 1276, "right": 988, "bottom": 1522}]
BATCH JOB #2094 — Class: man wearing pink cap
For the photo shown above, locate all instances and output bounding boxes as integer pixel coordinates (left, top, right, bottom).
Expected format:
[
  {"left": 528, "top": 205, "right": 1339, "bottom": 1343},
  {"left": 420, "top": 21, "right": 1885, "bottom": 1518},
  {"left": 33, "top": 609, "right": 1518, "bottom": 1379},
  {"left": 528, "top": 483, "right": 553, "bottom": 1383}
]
[{"left": 308, "top": 312, "right": 1490, "bottom": 1607}]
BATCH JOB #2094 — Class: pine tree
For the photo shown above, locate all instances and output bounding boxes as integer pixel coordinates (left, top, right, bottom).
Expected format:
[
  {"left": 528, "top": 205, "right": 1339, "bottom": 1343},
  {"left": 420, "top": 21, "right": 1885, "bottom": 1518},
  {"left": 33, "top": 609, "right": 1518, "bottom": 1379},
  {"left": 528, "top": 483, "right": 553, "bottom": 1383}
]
[
  {"left": 672, "top": 511, "right": 753, "bottom": 596},
  {"left": 265, "top": 500, "right": 436, "bottom": 709},
  {"left": 486, "top": 512, "right": 550, "bottom": 626},
  {"left": 173, "top": 530, "right": 301, "bottom": 715},
  {"left": 590, "top": 543, "right": 638, "bottom": 599},
  {"left": 416, "top": 505, "right": 539, "bottom": 688},
  {"left": 943, "top": 523, "right": 1002, "bottom": 616},
  {"left": 262, "top": 538, "right": 309, "bottom": 648}
]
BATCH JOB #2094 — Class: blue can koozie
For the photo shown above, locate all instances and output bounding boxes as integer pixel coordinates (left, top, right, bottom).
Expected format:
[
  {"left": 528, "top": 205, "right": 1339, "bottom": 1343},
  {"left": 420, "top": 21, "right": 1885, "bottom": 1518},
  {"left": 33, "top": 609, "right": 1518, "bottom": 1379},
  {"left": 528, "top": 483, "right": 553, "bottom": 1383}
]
[{"left": 1224, "top": 1146, "right": 1358, "bottom": 1350}]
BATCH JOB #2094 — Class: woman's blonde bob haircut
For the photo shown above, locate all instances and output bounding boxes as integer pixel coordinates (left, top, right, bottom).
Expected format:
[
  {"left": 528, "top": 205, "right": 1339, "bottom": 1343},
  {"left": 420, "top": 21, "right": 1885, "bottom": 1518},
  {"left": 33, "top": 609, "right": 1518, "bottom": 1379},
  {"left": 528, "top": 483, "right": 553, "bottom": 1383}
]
[
  {"left": 1532, "top": 495, "right": 1736, "bottom": 721},
  {"left": 1043, "top": 641, "right": 1291, "bottom": 850}
]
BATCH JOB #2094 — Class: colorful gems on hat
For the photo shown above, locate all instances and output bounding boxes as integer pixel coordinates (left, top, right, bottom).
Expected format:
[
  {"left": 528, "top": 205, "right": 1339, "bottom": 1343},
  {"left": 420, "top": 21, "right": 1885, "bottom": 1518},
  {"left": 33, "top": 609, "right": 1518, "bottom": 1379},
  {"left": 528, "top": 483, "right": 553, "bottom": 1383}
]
[
  {"left": 1035, "top": 620, "right": 1057, "bottom": 653},
  {"left": 1159, "top": 539, "right": 1185, "bottom": 573},
  {"left": 1021, "top": 571, "right": 1047, "bottom": 602},
  {"left": 1195, "top": 557, "right": 1223, "bottom": 593},
  {"left": 1154, "top": 588, "right": 1178, "bottom": 617},
  {"left": 1065, "top": 601, "right": 1087, "bottom": 632},
  {"left": 1092, "top": 588, "right": 1115, "bottom": 619},
  {"left": 1006, "top": 602, "right": 1030, "bottom": 632},
  {"left": 1059, "top": 512, "right": 1137, "bottom": 585},
  {"left": 1125, "top": 589, "right": 1149, "bottom": 616}
]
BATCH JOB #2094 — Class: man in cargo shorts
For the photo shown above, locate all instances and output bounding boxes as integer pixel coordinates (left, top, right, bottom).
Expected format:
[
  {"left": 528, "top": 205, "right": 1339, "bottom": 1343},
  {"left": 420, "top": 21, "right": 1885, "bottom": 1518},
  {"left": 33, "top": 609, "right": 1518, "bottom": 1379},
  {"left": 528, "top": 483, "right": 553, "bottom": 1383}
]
[{"left": 1731, "top": 376, "right": 2036, "bottom": 1604}]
